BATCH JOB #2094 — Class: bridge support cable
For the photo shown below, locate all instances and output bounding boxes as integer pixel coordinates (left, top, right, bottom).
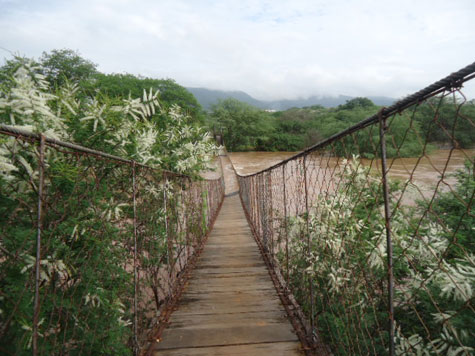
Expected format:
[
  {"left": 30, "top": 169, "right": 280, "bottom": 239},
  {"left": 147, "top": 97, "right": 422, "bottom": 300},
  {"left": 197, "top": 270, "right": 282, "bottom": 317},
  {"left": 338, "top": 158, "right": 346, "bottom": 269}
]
[{"left": 235, "top": 62, "right": 475, "bottom": 355}]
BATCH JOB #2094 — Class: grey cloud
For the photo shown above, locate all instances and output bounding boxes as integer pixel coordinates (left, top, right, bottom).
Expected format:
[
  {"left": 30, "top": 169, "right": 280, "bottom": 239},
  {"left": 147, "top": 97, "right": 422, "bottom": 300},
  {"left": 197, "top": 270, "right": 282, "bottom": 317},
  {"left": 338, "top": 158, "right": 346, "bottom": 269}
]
[{"left": 1, "top": 0, "right": 474, "bottom": 99}]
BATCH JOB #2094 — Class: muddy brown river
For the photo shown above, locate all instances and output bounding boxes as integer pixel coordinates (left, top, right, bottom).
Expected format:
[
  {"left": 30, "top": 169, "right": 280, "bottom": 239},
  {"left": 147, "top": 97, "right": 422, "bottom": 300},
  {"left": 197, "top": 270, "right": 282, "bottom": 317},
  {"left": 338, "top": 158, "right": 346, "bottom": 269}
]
[
  {"left": 229, "top": 149, "right": 474, "bottom": 185},
  {"left": 228, "top": 149, "right": 474, "bottom": 207}
]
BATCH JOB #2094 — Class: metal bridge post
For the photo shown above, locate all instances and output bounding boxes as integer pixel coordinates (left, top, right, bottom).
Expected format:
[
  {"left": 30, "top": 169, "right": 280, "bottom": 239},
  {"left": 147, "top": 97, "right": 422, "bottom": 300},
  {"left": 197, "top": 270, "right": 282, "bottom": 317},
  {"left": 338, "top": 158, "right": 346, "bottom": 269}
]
[
  {"left": 282, "top": 164, "right": 289, "bottom": 283},
  {"left": 303, "top": 155, "right": 315, "bottom": 332},
  {"left": 379, "top": 110, "right": 395, "bottom": 356},
  {"left": 250, "top": 177, "right": 255, "bottom": 231},
  {"left": 33, "top": 134, "right": 45, "bottom": 356},
  {"left": 259, "top": 175, "right": 265, "bottom": 249},
  {"left": 267, "top": 172, "right": 274, "bottom": 263},
  {"left": 163, "top": 174, "right": 172, "bottom": 295},
  {"left": 254, "top": 175, "right": 258, "bottom": 236},
  {"left": 132, "top": 162, "right": 139, "bottom": 355}
]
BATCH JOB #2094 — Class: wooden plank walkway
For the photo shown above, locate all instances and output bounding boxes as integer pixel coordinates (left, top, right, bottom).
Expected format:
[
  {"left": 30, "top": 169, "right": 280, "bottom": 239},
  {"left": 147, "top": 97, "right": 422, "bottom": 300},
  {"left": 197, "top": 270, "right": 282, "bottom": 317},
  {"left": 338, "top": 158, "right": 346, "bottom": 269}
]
[{"left": 150, "top": 156, "right": 303, "bottom": 355}]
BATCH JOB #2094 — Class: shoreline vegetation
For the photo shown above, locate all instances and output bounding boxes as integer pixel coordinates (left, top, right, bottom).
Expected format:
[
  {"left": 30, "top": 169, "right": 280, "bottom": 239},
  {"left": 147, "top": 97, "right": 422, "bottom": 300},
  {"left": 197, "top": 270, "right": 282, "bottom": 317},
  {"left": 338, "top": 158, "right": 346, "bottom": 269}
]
[
  {"left": 3, "top": 49, "right": 472, "bottom": 160},
  {"left": 208, "top": 97, "right": 475, "bottom": 157}
]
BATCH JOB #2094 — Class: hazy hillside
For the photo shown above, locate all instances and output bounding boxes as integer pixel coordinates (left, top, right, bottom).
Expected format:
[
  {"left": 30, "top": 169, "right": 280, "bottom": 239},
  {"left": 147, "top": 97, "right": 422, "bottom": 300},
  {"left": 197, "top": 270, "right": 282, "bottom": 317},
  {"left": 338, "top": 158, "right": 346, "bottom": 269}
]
[
  {"left": 186, "top": 88, "right": 264, "bottom": 109},
  {"left": 187, "top": 87, "right": 396, "bottom": 111}
]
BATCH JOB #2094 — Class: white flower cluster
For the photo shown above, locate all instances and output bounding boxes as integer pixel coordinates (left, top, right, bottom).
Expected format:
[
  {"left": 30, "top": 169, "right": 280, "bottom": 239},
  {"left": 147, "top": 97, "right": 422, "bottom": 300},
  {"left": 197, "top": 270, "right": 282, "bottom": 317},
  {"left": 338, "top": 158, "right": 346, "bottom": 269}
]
[
  {"left": 284, "top": 155, "right": 474, "bottom": 354},
  {"left": 0, "top": 143, "right": 17, "bottom": 181},
  {"left": 0, "top": 60, "right": 67, "bottom": 140},
  {"left": 395, "top": 321, "right": 474, "bottom": 356},
  {"left": 112, "top": 88, "right": 160, "bottom": 122},
  {"left": 21, "top": 254, "right": 70, "bottom": 284},
  {"left": 1, "top": 60, "right": 219, "bottom": 185}
]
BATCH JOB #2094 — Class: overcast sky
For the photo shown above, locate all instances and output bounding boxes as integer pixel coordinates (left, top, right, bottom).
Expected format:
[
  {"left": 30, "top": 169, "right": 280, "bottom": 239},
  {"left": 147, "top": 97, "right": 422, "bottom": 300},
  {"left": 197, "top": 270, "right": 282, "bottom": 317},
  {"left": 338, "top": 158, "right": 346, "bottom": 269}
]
[{"left": 1, "top": 0, "right": 474, "bottom": 100}]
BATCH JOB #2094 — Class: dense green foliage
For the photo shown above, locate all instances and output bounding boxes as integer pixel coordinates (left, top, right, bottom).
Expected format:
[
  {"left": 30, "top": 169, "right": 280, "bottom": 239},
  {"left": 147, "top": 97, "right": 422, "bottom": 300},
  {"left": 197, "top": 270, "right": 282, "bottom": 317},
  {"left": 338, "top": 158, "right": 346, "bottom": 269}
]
[
  {"left": 40, "top": 49, "right": 99, "bottom": 88},
  {"left": 0, "top": 159, "right": 134, "bottom": 355},
  {"left": 0, "top": 54, "right": 219, "bottom": 354},
  {"left": 84, "top": 74, "right": 205, "bottom": 122},
  {"left": 279, "top": 159, "right": 474, "bottom": 355},
  {"left": 426, "top": 160, "right": 475, "bottom": 257},
  {"left": 209, "top": 96, "right": 474, "bottom": 156},
  {"left": 1, "top": 49, "right": 205, "bottom": 124},
  {"left": 209, "top": 98, "right": 274, "bottom": 151},
  {"left": 414, "top": 97, "right": 475, "bottom": 149}
]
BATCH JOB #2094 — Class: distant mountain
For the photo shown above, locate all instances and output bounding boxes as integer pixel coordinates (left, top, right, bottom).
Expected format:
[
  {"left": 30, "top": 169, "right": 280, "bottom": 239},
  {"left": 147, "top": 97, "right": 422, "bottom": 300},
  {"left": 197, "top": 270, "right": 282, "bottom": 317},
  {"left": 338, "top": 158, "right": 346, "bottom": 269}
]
[
  {"left": 187, "top": 87, "right": 396, "bottom": 111},
  {"left": 186, "top": 88, "right": 264, "bottom": 109}
]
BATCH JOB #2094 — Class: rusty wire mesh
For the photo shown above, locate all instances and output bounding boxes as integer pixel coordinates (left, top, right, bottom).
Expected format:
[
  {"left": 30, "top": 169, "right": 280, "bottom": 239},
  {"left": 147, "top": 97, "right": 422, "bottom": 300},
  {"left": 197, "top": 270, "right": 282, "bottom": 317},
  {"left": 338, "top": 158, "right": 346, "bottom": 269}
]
[
  {"left": 237, "top": 64, "right": 475, "bottom": 355},
  {"left": 0, "top": 129, "right": 224, "bottom": 355}
]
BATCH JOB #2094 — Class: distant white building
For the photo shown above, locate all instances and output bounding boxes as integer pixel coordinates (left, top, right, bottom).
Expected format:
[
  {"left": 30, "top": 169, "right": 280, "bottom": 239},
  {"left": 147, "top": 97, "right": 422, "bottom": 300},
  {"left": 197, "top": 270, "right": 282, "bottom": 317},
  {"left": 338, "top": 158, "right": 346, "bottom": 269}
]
[{"left": 264, "top": 109, "right": 277, "bottom": 113}]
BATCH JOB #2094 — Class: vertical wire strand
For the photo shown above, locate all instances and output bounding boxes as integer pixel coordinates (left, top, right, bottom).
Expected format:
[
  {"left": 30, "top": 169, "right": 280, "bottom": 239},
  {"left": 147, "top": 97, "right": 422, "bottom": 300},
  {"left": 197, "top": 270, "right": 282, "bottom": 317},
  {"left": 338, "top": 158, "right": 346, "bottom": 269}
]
[
  {"left": 303, "top": 155, "right": 315, "bottom": 332},
  {"left": 132, "top": 161, "right": 139, "bottom": 355},
  {"left": 163, "top": 174, "right": 171, "bottom": 295},
  {"left": 282, "top": 164, "right": 289, "bottom": 283},
  {"left": 379, "top": 110, "right": 395, "bottom": 356},
  {"left": 268, "top": 172, "right": 274, "bottom": 263},
  {"left": 33, "top": 134, "right": 45, "bottom": 356}
]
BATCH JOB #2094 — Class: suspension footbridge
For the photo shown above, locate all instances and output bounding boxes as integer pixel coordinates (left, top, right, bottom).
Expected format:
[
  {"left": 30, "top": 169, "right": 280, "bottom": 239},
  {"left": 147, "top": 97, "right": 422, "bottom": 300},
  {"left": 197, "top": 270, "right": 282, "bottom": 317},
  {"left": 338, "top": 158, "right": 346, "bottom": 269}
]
[
  {"left": 150, "top": 156, "right": 303, "bottom": 355},
  {"left": 1, "top": 63, "right": 474, "bottom": 355}
]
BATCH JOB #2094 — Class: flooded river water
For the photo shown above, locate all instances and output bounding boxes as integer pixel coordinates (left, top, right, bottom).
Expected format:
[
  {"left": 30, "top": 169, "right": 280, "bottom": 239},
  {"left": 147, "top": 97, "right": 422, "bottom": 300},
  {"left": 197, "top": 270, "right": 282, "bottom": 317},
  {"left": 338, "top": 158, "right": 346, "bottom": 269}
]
[
  {"left": 228, "top": 149, "right": 474, "bottom": 207},
  {"left": 229, "top": 149, "right": 474, "bottom": 186}
]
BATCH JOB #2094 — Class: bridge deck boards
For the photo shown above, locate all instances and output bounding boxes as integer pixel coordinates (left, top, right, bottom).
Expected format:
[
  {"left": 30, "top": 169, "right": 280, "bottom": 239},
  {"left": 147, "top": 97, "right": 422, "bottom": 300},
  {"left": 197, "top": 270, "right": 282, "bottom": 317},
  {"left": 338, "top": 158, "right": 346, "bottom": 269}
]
[{"left": 151, "top": 193, "right": 303, "bottom": 355}]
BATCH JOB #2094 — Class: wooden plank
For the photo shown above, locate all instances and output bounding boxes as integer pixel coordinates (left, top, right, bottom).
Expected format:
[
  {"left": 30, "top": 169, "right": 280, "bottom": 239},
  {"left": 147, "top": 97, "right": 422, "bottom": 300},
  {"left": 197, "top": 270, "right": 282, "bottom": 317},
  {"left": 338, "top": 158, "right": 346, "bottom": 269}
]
[
  {"left": 155, "top": 324, "right": 298, "bottom": 350},
  {"left": 194, "top": 266, "right": 269, "bottom": 276},
  {"left": 150, "top": 183, "right": 303, "bottom": 355},
  {"left": 183, "top": 283, "right": 276, "bottom": 294},
  {"left": 172, "top": 296, "right": 284, "bottom": 315},
  {"left": 197, "top": 262, "right": 267, "bottom": 269},
  {"left": 196, "top": 256, "right": 266, "bottom": 267},
  {"left": 152, "top": 341, "right": 303, "bottom": 356},
  {"left": 168, "top": 310, "right": 292, "bottom": 329}
]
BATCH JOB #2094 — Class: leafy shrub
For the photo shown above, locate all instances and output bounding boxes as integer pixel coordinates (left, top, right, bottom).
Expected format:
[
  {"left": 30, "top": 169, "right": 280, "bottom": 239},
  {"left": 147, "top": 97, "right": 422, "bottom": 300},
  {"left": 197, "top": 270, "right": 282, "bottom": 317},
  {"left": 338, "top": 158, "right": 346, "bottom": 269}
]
[
  {"left": 279, "top": 157, "right": 474, "bottom": 355},
  {"left": 0, "top": 57, "right": 219, "bottom": 354}
]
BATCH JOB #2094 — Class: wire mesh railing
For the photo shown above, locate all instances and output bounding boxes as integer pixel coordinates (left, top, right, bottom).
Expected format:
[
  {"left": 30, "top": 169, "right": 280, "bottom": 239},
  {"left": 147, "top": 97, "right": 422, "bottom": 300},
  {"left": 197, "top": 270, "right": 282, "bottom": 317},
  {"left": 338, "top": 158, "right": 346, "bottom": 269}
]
[
  {"left": 236, "top": 63, "right": 475, "bottom": 355},
  {"left": 0, "top": 126, "right": 225, "bottom": 355}
]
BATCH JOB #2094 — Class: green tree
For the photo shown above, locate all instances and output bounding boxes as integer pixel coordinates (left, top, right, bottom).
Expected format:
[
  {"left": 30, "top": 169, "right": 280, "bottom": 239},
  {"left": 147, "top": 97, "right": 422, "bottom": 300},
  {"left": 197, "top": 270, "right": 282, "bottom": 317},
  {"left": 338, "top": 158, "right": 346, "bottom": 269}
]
[
  {"left": 39, "top": 49, "right": 98, "bottom": 87},
  {"left": 209, "top": 98, "right": 274, "bottom": 151},
  {"left": 1, "top": 49, "right": 205, "bottom": 123},
  {"left": 339, "top": 97, "right": 376, "bottom": 110},
  {"left": 86, "top": 73, "right": 205, "bottom": 122},
  {"left": 426, "top": 160, "right": 475, "bottom": 257},
  {"left": 414, "top": 97, "right": 475, "bottom": 148}
]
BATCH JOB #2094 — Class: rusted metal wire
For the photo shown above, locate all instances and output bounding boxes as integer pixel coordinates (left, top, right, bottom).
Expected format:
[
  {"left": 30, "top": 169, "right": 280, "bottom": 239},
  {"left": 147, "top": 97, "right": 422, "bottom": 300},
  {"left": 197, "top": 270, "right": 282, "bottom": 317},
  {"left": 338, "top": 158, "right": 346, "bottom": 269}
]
[
  {"left": 379, "top": 110, "right": 395, "bottom": 356},
  {"left": 236, "top": 63, "right": 475, "bottom": 355},
  {"left": 32, "top": 134, "right": 45, "bottom": 356},
  {"left": 282, "top": 164, "right": 289, "bottom": 283},
  {"left": 0, "top": 128, "right": 225, "bottom": 355},
  {"left": 144, "top": 184, "right": 225, "bottom": 356},
  {"left": 132, "top": 161, "right": 139, "bottom": 356},
  {"left": 303, "top": 155, "right": 315, "bottom": 332},
  {"left": 0, "top": 124, "right": 189, "bottom": 178},
  {"left": 240, "top": 61, "right": 475, "bottom": 177}
]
